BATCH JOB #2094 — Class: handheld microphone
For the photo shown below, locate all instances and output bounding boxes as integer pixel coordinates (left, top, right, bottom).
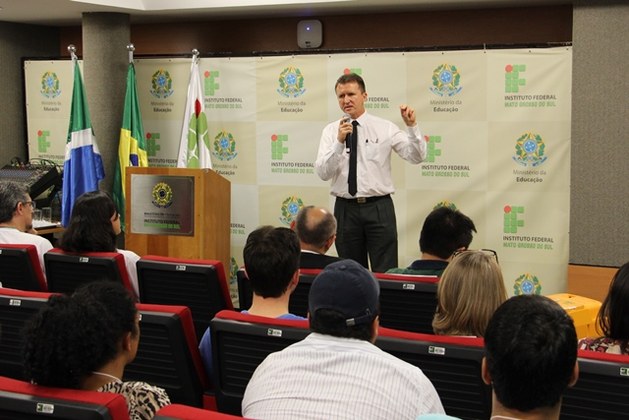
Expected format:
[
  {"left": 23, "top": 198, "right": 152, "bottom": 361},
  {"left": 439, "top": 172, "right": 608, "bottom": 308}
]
[{"left": 343, "top": 113, "right": 351, "bottom": 153}]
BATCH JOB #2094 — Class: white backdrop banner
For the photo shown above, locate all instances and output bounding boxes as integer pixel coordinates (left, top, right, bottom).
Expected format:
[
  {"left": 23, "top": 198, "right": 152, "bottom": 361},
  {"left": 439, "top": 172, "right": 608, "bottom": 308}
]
[{"left": 25, "top": 47, "right": 572, "bottom": 298}]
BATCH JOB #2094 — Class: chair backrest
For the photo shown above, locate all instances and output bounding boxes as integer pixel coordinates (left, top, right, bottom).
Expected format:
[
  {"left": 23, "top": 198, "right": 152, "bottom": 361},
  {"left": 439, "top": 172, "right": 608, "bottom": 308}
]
[
  {"left": 0, "top": 288, "right": 53, "bottom": 380},
  {"left": 137, "top": 256, "right": 233, "bottom": 342},
  {"left": 0, "top": 244, "right": 47, "bottom": 292},
  {"left": 0, "top": 375, "right": 130, "bottom": 420},
  {"left": 210, "top": 309, "right": 310, "bottom": 415},
  {"left": 561, "top": 350, "right": 629, "bottom": 419},
  {"left": 44, "top": 248, "right": 135, "bottom": 298},
  {"left": 154, "top": 403, "right": 244, "bottom": 419},
  {"left": 124, "top": 303, "right": 210, "bottom": 408},
  {"left": 376, "top": 327, "right": 490, "bottom": 419},
  {"left": 236, "top": 268, "right": 320, "bottom": 317},
  {"left": 374, "top": 272, "right": 439, "bottom": 333}
]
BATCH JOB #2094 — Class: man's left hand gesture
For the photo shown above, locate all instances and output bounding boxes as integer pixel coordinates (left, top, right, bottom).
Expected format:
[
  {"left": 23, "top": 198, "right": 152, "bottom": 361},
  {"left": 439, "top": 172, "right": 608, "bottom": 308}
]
[{"left": 399, "top": 104, "right": 417, "bottom": 127}]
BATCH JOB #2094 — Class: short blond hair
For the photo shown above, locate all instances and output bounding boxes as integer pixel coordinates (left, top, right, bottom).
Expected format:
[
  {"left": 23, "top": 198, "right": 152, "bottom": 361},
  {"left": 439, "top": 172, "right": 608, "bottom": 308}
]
[{"left": 432, "top": 251, "right": 507, "bottom": 337}]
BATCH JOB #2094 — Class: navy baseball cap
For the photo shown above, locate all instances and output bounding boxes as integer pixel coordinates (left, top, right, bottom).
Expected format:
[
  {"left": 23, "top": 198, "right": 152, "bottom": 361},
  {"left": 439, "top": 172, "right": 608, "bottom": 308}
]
[{"left": 308, "top": 259, "right": 379, "bottom": 326}]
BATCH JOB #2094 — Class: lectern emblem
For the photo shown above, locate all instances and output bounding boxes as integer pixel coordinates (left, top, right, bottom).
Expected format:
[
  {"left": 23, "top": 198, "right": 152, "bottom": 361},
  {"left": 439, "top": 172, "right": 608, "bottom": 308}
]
[{"left": 151, "top": 182, "right": 173, "bottom": 208}]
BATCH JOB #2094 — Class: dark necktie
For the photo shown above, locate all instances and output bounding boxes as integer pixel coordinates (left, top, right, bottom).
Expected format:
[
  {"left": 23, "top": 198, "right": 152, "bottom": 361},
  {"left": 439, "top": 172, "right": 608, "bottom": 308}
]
[{"left": 348, "top": 120, "right": 359, "bottom": 196}]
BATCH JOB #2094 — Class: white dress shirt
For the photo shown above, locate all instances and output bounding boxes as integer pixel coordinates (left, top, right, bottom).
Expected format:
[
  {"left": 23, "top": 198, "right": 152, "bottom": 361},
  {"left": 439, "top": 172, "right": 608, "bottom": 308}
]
[
  {"left": 116, "top": 248, "right": 140, "bottom": 297},
  {"left": 242, "top": 332, "right": 444, "bottom": 420},
  {"left": 315, "top": 112, "right": 426, "bottom": 199},
  {"left": 0, "top": 227, "right": 53, "bottom": 276}
]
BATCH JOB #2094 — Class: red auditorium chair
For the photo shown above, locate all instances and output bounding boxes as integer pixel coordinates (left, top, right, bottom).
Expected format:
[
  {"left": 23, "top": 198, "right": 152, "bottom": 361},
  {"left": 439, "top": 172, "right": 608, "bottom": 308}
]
[
  {"left": 376, "top": 327, "right": 490, "bottom": 420},
  {"left": 44, "top": 248, "right": 136, "bottom": 299},
  {"left": 210, "top": 309, "right": 310, "bottom": 415},
  {"left": 136, "top": 255, "right": 233, "bottom": 342},
  {"left": 561, "top": 349, "right": 629, "bottom": 419},
  {"left": 0, "top": 244, "right": 48, "bottom": 291},
  {"left": 0, "top": 375, "right": 130, "bottom": 419},
  {"left": 373, "top": 272, "right": 439, "bottom": 334},
  {"left": 154, "top": 403, "right": 245, "bottom": 419},
  {"left": 124, "top": 303, "right": 214, "bottom": 410},
  {"left": 0, "top": 288, "right": 53, "bottom": 380}
]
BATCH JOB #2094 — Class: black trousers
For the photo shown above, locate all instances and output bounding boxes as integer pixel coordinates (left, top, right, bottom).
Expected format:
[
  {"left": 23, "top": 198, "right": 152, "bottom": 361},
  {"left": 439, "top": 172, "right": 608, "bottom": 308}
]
[{"left": 333, "top": 195, "right": 398, "bottom": 272}]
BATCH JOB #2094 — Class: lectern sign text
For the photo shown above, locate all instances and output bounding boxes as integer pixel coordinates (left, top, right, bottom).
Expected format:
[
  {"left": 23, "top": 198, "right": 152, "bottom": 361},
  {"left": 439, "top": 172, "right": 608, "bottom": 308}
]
[{"left": 130, "top": 175, "right": 194, "bottom": 236}]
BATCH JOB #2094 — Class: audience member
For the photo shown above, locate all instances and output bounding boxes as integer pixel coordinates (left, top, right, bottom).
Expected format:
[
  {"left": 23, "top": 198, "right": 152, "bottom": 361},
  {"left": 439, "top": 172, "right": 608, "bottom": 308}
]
[
  {"left": 57, "top": 190, "right": 140, "bottom": 296},
  {"left": 0, "top": 181, "right": 53, "bottom": 275},
  {"left": 242, "top": 259, "right": 444, "bottom": 419},
  {"left": 432, "top": 250, "right": 507, "bottom": 337},
  {"left": 387, "top": 206, "right": 476, "bottom": 276},
  {"left": 294, "top": 205, "right": 342, "bottom": 269},
  {"left": 483, "top": 294, "right": 579, "bottom": 420},
  {"left": 199, "top": 226, "right": 305, "bottom": 379},
  {"left": 23, "top": 281, "right": 171, "bottom": 420},
  {"left": 579, "top": 262, "right": 629, "bottom": 354}
]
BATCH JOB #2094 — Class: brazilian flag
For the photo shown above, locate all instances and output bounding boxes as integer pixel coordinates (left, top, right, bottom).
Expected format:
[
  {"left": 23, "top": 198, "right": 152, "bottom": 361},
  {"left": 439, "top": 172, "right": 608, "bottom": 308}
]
[{"left": 113, "top": 62, "right": 148, "bottom": 231}]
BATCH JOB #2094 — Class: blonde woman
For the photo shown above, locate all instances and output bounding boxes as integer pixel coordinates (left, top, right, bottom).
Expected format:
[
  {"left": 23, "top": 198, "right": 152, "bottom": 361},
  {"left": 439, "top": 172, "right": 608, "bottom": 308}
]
[{"left": 432, "top": 250, "right": 507, "bottom": 337}]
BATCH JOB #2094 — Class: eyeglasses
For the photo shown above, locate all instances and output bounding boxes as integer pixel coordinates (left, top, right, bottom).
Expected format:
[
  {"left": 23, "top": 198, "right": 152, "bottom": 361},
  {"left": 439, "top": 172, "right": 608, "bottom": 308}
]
[
  {"left": 452, "top": 248, "right": 499, "bottom": 264},
  {"left": 20, "top": 201, "right": 36, "bottom": 210}
]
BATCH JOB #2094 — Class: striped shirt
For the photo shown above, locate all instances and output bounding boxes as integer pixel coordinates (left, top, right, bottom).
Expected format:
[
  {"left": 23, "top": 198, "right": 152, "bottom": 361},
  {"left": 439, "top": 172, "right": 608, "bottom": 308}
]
[{"left": 242, "top": 332, "right": 444, "bottom": 419}]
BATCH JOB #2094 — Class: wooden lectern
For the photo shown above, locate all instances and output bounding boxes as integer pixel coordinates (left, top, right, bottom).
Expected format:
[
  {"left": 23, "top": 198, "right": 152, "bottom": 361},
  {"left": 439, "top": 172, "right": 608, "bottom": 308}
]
[{"left": 125, "top": 167, "right": 230, "bottom": 272}]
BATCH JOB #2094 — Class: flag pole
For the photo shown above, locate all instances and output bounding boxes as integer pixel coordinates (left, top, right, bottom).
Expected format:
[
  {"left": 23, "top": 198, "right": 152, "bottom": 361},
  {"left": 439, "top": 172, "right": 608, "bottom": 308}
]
[
  {"left": 127, "top": 43, "right": 135, "bottom": 64},
  {"left": 192, "top": 48, "right": 199, "bottom": 65},
  {"left": 68, "top": 44, "right": 77, "bottom": 62}
]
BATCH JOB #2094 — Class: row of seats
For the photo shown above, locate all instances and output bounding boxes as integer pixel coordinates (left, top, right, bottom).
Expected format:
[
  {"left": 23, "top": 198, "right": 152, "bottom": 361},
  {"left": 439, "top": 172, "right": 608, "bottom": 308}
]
[
  {"left": 2, "top": 287, "right": 629, "bottom": 419},
  {"left": 209, "top": 310, "right": 629, "bottom": 420},
  {"left": 0, "top": 246, "right": 234, "bottom": 341},
  {"left": 238, "top": 268, "right": 440, "bottom": 333},
  {"left": 0, "top": 375, "right": 243, "bottom": 419},
  {"left": 0, "top": 288, "right": 213, "bottom": 410},
  {"left": 2, "top": 245, "right": 438, "bottom": 339}
]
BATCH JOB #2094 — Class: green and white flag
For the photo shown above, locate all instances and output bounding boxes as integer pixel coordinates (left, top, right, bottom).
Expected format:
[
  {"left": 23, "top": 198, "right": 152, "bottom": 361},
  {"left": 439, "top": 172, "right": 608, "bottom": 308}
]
[{"left": 177, "top": 57, "right": 212, "bottom": 169}]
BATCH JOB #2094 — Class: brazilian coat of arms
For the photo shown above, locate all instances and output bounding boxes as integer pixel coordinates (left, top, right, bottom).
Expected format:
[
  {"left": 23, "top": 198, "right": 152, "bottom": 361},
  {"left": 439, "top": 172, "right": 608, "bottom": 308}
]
[{"left": 277, "top": 67, "right": 306, "bottom": 98}]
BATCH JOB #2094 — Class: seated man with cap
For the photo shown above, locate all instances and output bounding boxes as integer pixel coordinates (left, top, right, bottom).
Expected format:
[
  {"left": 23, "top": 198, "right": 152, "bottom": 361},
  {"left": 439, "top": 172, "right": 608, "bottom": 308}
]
[{"left": 242, "top": 259, "right": 444, "bottom": 419}]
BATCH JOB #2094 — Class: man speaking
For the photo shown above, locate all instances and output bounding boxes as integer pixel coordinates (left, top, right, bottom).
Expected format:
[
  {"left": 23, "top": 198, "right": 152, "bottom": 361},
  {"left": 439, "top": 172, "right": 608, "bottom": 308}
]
[{"left": 315, "top": 73, "right": 426, "bottom": 272}]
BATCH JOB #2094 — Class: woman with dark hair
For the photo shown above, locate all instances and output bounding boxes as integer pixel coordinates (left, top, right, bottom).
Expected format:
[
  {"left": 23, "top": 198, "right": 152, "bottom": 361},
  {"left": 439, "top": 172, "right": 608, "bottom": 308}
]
[
  {"left": 23, "top": 281, "right": 170, "bottom": 419},
  {"left": 579, "top": 262, "right": 629, "bottom": 354},
  {"left": 58, "top": 190, "right": 140, "bottom": 296}
]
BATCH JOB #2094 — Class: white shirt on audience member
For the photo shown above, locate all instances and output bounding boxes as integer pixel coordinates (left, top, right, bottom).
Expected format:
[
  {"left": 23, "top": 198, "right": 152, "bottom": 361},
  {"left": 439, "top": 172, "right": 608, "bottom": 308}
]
[
  {"left": 0, "top": 227, "right": 53, "bottom": 276},
  {"left": 116, "top": 248, "right": 140, "bottom": 297},
  {"left": 242, "top": 332, "right": 444, "bottom": 420}
]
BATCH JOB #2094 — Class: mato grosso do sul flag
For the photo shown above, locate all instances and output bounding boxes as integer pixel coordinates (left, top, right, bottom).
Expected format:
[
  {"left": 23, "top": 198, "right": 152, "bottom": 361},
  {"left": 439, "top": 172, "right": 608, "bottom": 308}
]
[
  {"left": 62, "top": 56, "right": 105, "bottom": 227},
  {"left": 177, "top": 51, "right": 212, "bottom": 169},
  {"left": 113, "top": 61, "right": 148, "bottom": 231}
]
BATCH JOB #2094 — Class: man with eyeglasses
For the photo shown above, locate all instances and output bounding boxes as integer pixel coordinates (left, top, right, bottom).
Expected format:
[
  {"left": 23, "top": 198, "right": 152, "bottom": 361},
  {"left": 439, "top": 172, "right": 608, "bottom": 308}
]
[
  {"left": 387, "top": 206, "right": 476, "bottom": 276},
  {"left": 0, "top": 181, "right": 53, "bottom": 275}
]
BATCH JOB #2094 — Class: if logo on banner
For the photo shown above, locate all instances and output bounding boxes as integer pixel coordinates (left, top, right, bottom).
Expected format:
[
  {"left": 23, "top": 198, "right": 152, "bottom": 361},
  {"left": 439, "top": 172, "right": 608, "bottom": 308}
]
[
  {"left": 271, "top": 134, "right": 289, "bottom": 160},
  {"left": 425, "top": 135, "right": 442, "bottom": 163},
  {"left": 37, "top": 130, "right": 51, "bottom": 153},
  {"left": 505, "top": 64, "right": 526, "bottom": 93},
  {"left": 204, "top": 70, "right": 219, "bottom": 96},
  {"left": 343, "top": 67, "right": 362, "bottom": 75},
  {"left": 504, "top": 205, "right": 524, "bottom": 233},
  {"left": 145, "top": 132, "right": 161, "bottom": 157}
]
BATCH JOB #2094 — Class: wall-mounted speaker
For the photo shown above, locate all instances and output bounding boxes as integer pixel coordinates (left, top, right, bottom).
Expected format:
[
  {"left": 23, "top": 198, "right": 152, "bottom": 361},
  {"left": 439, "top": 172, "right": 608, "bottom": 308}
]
[{"left": 297, "top": 20, "right": 322, "bottom": 49}]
